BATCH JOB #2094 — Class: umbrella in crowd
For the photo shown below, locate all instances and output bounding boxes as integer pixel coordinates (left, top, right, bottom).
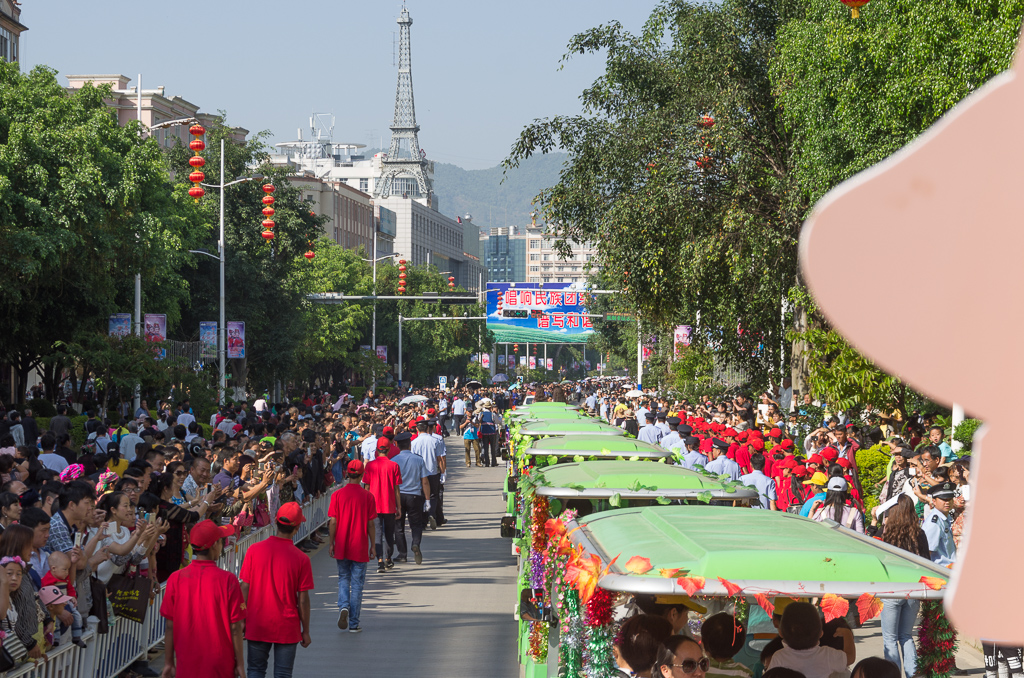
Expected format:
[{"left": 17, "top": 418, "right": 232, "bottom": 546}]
[{"left": 399, "top": 394, "right": 429, "bottom": 405}]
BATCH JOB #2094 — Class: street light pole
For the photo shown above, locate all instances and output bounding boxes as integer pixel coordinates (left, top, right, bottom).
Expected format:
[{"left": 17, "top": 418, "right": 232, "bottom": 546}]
[
  {"left": 218, "top": 138, "right": 226, "bottom": 406},
  {"left": 372, "top": 230, "right": 377, "bottom": 392}
]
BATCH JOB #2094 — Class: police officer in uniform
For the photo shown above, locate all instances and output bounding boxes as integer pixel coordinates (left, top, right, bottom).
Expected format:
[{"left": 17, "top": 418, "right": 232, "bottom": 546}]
[
  {"left": 659, "top": 417, "right": 683, "bottom": 450},
  {"left": 705, "top": 438, "right": 742, "bottom": 481},
  {"left": 637, "top": 411, "right": 663, "bottom": 444},
  {"left": 655, "top": 412, "right": 672, "bottom": 437},
  {"left": 922, "top": 481, "right": 957, "bottom": 566},
  {"left": 679, "top": 436, "right": 706, "bottom": 470}
]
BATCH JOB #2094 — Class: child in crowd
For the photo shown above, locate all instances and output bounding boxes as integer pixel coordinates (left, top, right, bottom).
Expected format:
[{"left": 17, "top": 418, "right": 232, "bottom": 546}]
[
  {"left": 40, "top": 551, "right": 86, "bottom": 648},
  {"left": 768, "top": 602, "right": 854, "bottom": 678},
  {"left": 701, "top": 612, "right": 753, "bottom": 677}
]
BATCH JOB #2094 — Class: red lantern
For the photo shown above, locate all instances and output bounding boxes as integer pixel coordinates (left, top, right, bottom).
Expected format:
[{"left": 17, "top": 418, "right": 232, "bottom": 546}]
[
  {"left": 188, "top": 124, "right": 206, "bottom": 202},
  {"left": 262, "top": 195, "right": 275, "bottom": 206},
  {"left": 261, "top": 219, "right": 275, "bottom": 230},
  {"left": 262, "top": 184, "right": 276, "bottom": 194},
  {"left": 261, "top": 230, "right": 275, "bottom": 240},
  {"left": 840, "top": 0, "right": 869, "bottom": 17},
  {"left": 399, "top": 273, "right": 407, "bottom": 280},
  {"left": 399, "top": 265, "right": 407, "bottom": 272},
  {"left": 448, "top": 276, "right": 455, "bottom": 282},
  {"left": 262, "top": 207, "right": 275, "bottom": 217},
  {"left": 398, "top": 286, "right": 406, "bottom": 295},
  {"left": 399, "top": 259, "right": 406, "bottom": 265},
  {"left": 304, "top": 251, "right": 315, "bottom": 260}
]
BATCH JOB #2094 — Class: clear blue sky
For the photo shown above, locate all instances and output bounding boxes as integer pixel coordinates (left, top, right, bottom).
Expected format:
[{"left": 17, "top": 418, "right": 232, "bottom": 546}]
[{"left": 23, "top": 0, "right": 661, "bottom": 170}]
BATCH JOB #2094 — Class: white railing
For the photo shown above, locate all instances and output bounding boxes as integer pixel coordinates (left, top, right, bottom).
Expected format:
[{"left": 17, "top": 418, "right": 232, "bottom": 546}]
[{"left": 4, "top": 487, "right": 337, "bottom": 678}]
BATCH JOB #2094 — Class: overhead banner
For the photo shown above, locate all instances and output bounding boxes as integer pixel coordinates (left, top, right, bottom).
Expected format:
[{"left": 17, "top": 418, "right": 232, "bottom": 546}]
[
  {"left": 520, "top": 356, "right": 527, "bottom": 367},
  {"left": 497, "top": 354, "right": 506, "bottom": 366},
  {"left": 674, "top": 325, "right": 693, "bottom": 353},
  {"left": 482, "top": 353, "right": 490, "bottom": 368},
  {"left": 376, "top": 346, "right": 388, "bottom": 362},
  {"left": 227, "top": 321, "right": 246, "bottom": 359},
  {"left": 144, "top": 314, "right": 167, "bottom": 360},
  {"left": 546, "top": 358, "right": 553, "bottom": 371},
  {"left": 529, "top": 356, "right": 537, "bottom": 370},
  {"left": 109, "top": 314, "right": 131, "bottom": 337},
  {"left": 486, "top": 284, "right": 593, "bottom": 344},
  {"left": 200, "top": 322, "right": 217, "bottom": 359}
]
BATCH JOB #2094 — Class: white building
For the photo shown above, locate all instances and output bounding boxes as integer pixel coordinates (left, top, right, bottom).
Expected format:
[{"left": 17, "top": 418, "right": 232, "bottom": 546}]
[{"left": 268, "top": 133, "right": 484, "bottom": 292}]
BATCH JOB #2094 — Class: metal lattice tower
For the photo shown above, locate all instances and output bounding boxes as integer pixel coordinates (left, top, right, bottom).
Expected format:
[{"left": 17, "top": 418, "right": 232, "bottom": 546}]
[{"left": 375, "top": 6, "right": 433, "bottom": 200}]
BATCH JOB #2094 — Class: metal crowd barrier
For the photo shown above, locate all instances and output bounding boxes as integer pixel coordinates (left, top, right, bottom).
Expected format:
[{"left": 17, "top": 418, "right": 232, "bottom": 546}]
[{"left": 4, "top": 487, "right": 337, "bottom": 678}]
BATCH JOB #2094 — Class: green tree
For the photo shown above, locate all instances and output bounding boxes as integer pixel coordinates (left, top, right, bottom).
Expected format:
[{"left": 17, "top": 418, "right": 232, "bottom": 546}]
[
  {"left": 0, "top": 64, "right": 193, "bottom": 401},
  {"left": 170, "top": 119, "right": 323, "bottom": 394},
  {"left": 505, "top": 0, "right": 806, "bottom": 383}
]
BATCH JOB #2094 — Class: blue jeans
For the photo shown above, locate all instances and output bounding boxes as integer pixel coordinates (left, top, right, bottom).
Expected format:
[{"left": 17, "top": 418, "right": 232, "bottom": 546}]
[
  {"left": 247, "top": 641, "right": 298, "bottom": 678},
  {"left": 881, "top": 598, "right": 920, "bottom": 678},
  {"left": 336, "top": 559, "right": 368, "bottom": 628}
]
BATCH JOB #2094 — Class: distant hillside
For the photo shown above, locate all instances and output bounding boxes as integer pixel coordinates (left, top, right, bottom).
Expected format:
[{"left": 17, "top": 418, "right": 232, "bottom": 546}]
[{"left": 433, "top": 153, "right": 567, "bottom": 230}]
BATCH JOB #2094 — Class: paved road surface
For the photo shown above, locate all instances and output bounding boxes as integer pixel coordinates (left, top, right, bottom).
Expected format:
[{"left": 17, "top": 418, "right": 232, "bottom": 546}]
[{"left": 293, "top": 440, "right": 520, "bottom": 677}]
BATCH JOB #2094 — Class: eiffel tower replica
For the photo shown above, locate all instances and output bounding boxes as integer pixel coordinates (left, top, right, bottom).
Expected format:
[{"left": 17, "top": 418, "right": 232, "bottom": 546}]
[{"left": 375, "top": 6, "right": 433, "bottom": 201}]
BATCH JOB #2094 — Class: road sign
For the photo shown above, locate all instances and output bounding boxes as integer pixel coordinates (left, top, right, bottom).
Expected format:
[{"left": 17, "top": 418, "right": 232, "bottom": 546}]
[
  {"left": 604, "top": 312, "right": 634, "bottom": 322},
  {"left": 439, "top": 376, "right": 447, "bottom": 387}
]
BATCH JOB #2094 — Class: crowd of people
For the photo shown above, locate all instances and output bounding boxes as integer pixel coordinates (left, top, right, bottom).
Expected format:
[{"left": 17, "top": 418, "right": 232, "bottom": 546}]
[
  {"left": 0, "top": 384, "right": 513, "bottom": 676},
  {"left": 564, "top": 381, "right": 987, "bottom": 678}
]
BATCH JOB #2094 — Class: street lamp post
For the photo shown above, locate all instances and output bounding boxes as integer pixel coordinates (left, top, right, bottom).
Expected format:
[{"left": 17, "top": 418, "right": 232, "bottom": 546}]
[
  {"left": 190, "top": 138, "right": 262, "bottom": 405},
  {"left": 360, "top": 234, "right": 398, "bottom": 392}
]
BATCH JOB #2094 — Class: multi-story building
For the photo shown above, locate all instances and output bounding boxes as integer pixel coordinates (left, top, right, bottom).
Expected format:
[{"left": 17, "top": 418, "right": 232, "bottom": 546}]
[
  {"left": 0, "top": 0, "right": 25, "bottom": 65},
  {"left": 65, "top": 75, "right": 249, "bottom": 146},
  {"left": 288, "top": 172, "right": 380, "bottom": 255},
  {"left": 479, "top": 221, "right": 598, "bottom": 286}
]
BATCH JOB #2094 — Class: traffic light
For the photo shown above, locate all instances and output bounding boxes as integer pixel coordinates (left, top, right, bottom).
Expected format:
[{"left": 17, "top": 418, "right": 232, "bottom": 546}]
[{"left": 502, "top": 309, "right": 528, "bottom": 318}]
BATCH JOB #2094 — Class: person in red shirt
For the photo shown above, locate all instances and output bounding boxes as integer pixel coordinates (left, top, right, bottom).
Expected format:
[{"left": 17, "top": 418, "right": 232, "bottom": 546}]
[
  {"left": 327, "top": 460, "right": 376, "bottom": 633},
  {"left": 362, "top": 441, "right": 403, "bottom": 574},
  {"left": 240, "top": 502, "right": 314, "bottom": 678},
  {"left": 160, "top": 520, "right": 245, "bottom": 678}
]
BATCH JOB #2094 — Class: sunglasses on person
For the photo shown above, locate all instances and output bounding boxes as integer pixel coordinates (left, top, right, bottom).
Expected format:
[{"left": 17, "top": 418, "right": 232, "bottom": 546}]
[{"left": 669, "top": 658, "right": 710, "bottom": 674}]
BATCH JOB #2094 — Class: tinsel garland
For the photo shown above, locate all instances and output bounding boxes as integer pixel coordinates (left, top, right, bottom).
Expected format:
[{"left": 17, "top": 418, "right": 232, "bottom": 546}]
[
  {"left": 585, "top": 587, "right": 614, "bottom": 627},
  {"left": 529, "top": 620, "right": 549, "bottom": 662},
  {"left": 917, "top": 600, "right": 958, "bottom": 678},
  {"left": 560, "top": 586, "right": 584, "bottom": 678},
  {"left": 583, "top": 624, "right": 617, "bottom": 678},
  {"left": 532, "top": 496, "right": 550, "bottom": 551},
  {"left": 529, "top": 548, "right": 545, "bottom": 589}
]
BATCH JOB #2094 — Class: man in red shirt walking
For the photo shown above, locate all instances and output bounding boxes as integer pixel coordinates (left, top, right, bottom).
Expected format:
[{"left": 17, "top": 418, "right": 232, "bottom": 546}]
[
  {"left": 240, "top": 502, "right": 315, "bottom": 678},
  {"left": 362, "top": 439, "right": 403, "bottom": 573},
  {"left": 328, "top": 459, "right": 376, "bottom": 633},
  {"left": 160, "top": 520, "right": 245, "bottom": 678}
]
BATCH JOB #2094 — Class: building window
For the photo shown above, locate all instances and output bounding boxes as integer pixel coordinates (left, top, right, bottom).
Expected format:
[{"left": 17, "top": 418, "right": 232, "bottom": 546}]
[
  {"left": 530, "top": 240, "right": 540, "bottom": 249},
  {"left": 530, "top": 266, "right": 539, "bottom": 272},
  {"left": 529, "top": 253, "right": 539, "bottom": 261},
  {"left": 542, "top": 254, "right": 550, "bottom": 261},
  {"left": 359, "top": 178, "right": 369, "bottom": 192}
]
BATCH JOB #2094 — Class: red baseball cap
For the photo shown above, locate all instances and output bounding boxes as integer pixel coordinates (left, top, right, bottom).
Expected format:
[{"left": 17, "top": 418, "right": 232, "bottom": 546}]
[
  {"left": 820, "top": 447, "right": 838, "bottom": 461},
  {"left": 347, "top": 459, "right": 365, "bottom": 475},
  {"left": 382, "top": 426, "right": 394, "bottom": 436},
  {"left": 189, "top": 520, "right": 236, "bottom": 549},
  {"left": 779, "top": 455, "right": 798, "bottom": 468},
  {"left": 376, "top": 437, "right": 391, "bottom": 450},
  {"left": 736, "top": 431, "right": 749, "bottom": 441},
  {"left": 769, "top": 428, "right": 782, "bottom": 438},
  {"left": 748, "top": 430, "right": 763, "bottom": 438},
  {"left": 807, "top": 454, "right": 823, "bottom": 465},
  {"left": 792, "top": 465, "right": 809, "bottom": 478},
  {"left": 427, "top": 408, "right": 436, "bottom": 416},
  {"left": 407, "top": 419, "right": 418, "bottom": 429},
  {"left": 779, "top": 439, "right": 795, "bottom": 451},
  {"left": 276, "top": 501, "right": 306, "bottom": 526},
  {"left": 723, "top": 428, "right": 738, "bottom": 438},
  {"left": 835, "top": 457, "right": 852, "bottom": 469}
]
